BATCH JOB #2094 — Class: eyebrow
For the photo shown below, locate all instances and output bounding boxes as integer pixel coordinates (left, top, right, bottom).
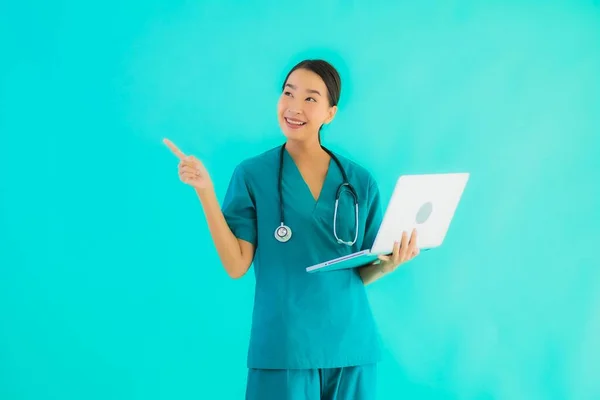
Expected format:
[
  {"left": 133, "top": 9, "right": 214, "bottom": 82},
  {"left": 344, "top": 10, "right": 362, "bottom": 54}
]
[{"left": 285, "top": 83, "right": 321, "bottom": 96}]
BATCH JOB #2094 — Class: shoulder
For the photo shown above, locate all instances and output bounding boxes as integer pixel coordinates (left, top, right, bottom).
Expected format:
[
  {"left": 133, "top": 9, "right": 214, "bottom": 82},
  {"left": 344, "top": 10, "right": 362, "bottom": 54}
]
[
  {"left": 330, "top": 150, "right": 378, "bottom": 188},
  {"left": 330, "top": 150, "right": 382, "bottom": 208},
  {"left": 231, "top": 145, "right": 280, "bottom": 176},
  {"left": 226, "top": 146, "right": 281, "bottom": 196}
]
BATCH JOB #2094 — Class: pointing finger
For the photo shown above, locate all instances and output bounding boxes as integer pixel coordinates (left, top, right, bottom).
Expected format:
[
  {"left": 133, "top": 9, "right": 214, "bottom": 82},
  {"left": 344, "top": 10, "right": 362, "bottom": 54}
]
[{"left": 163, "top": 138, "right": 186, "bottom": 160}]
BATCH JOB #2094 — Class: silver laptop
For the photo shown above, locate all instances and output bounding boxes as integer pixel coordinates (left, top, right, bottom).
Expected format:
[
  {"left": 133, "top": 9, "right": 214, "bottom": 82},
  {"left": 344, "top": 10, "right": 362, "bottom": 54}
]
[{"left": 306, "top": 172, "right": 470, "bottom": 273}]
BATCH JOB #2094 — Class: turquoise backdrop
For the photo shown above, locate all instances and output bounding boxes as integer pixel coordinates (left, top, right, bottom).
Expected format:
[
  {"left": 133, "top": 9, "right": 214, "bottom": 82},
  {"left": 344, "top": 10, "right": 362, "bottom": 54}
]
[{"left": 1, "top": 1, "right": 599, "bottom": 399}]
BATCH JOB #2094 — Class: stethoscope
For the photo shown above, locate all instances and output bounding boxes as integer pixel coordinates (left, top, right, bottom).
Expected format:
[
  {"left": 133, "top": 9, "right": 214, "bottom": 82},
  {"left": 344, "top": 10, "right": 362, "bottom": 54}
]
[{"left": 274, "top": 144, "right": 359, "bottom": 246}]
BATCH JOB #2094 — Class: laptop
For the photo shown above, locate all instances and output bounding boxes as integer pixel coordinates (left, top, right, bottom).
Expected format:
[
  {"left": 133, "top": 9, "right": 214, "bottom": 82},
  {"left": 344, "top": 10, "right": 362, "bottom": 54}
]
[{"left": 305, "top": 172, "right": 470, "bottom": 273}]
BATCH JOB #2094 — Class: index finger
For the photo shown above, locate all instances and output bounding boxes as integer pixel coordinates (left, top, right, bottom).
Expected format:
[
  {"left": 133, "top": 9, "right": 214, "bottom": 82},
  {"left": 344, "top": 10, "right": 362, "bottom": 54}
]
[{"left": 163, "top": 138, "right": 186, "bottom": 160}]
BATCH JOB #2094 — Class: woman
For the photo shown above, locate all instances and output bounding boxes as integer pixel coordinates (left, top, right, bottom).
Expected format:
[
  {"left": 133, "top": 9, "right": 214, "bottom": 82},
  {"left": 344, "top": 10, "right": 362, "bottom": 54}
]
[{"left": 164, "top": 59, "right": 419, "bottom": 400}]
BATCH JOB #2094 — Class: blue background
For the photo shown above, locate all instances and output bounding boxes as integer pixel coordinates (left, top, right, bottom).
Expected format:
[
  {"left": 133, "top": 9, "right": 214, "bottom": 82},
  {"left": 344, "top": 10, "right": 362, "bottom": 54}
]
[{"left": 1, "top": 1, "right": 599, "bottom": 399}]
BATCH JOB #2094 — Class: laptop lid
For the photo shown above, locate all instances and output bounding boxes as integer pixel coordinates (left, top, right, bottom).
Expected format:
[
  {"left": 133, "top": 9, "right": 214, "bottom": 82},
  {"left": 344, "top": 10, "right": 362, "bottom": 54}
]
[{"left": 369, "top": 172, "right": 470, "bottom": 254}]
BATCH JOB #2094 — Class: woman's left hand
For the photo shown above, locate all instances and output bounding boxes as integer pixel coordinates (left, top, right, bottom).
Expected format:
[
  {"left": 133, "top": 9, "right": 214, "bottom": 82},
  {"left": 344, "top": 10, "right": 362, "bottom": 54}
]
[{"left": 377, "top": 229, "right": 420, "bottom": 273}]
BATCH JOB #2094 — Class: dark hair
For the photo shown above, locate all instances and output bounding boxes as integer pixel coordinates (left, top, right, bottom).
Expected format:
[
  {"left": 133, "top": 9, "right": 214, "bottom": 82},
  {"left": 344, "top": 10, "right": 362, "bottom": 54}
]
[{"left": 281, "top": 59, "right": 342, "bottom": 141}]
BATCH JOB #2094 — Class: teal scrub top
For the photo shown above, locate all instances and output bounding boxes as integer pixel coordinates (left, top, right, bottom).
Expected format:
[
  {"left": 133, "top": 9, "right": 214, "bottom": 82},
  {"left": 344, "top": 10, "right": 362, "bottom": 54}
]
[{"left": 221, "top": 145, "right": 384, "bottom": 370}]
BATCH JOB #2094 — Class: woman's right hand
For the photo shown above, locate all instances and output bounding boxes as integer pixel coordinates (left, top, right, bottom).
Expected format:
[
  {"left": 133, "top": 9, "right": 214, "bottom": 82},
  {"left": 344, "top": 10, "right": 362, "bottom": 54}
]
[{"left": 163, "top": 138, "right": 213, "bottom": 192}]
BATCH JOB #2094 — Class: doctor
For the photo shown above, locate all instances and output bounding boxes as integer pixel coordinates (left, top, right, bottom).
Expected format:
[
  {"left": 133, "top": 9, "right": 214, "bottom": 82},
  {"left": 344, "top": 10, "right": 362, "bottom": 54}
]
[{"left": 164, "top": 59, "right": 419, "bottom": 400}]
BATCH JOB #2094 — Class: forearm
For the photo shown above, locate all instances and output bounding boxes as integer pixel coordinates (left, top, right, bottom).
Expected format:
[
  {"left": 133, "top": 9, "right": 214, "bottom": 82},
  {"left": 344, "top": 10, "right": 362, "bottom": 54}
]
[
  {"left": 196, "top": 188, "right": 249, "bottom": 278},
  {"left": 358, "top": 261, "right": 391, "bottom": 285}
]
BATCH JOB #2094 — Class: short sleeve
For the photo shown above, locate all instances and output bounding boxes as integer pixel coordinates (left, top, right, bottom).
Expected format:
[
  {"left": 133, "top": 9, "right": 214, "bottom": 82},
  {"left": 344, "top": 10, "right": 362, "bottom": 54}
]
[
  {"left": 362, "top": 178, "right": 383, "bottom": 251},
  {"left": 221, "top": 164, "right": 257, "bottom": 246}
]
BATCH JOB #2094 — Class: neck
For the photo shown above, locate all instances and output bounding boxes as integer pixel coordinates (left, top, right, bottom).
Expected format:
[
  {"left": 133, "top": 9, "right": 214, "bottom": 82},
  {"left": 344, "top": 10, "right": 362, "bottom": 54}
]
[{"left": 285, "top": 136, "right": 327, "bottom": 163}]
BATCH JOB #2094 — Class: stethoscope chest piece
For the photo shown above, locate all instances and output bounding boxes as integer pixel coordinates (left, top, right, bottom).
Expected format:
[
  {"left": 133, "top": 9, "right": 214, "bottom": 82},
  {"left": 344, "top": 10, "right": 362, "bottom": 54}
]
[{"left": 274, "top": 223, "right": 292, "bottom": 242}]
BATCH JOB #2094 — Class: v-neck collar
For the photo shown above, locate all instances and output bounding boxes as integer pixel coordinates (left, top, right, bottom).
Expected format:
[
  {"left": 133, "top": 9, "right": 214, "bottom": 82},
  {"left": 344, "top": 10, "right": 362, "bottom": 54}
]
[{"left": 283, "top": 148, "right": 334, "bottom": 213}]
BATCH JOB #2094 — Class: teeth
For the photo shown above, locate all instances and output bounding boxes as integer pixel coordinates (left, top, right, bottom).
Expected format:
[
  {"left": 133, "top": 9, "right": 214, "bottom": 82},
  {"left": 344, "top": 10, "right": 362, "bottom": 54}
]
[{"left": 286, "top": 118, "right": 305, "bottom": 125}]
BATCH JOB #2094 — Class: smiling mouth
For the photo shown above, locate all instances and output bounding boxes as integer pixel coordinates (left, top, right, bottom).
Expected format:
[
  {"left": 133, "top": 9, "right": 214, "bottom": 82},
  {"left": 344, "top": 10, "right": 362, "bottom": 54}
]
[{"left": 285, "top": 117, "right": 306, "bottom": 126}]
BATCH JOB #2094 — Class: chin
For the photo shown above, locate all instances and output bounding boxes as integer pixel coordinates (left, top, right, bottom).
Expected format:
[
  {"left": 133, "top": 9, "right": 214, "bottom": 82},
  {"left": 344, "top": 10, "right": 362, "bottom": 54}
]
[{"left": 281, "top": 128, "right": 306, "bottom": 141}]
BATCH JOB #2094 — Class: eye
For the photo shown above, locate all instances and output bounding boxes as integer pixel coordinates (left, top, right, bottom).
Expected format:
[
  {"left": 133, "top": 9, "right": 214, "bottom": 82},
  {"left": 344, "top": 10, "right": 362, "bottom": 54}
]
[
  {"left": 283, "top": 91, "right": 293, "bottom": 97},
  {"left": 306, "top": 97, "right": 316, "bottom": 102}
]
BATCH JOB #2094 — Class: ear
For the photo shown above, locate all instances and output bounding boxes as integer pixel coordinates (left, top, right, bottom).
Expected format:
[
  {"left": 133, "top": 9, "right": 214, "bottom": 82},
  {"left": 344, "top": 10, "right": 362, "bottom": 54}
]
[{"left": 323, "top": 105, "right": 338, "bottom": 125}]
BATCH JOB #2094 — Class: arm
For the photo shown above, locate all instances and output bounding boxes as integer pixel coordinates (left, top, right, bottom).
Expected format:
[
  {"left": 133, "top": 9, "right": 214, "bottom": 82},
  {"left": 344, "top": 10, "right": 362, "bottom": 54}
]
[
  {"left": 359, "top": 231, "right": 418, "bottom": 285},
  {"left": 357, "top": 178, "right": 387, "bottom": 285},
  {"left": 355, "top": 178, "right": 418, "bottom": 285},
  {"left": 162, "top": 138, "right": 256, "bottom": 279},
  {"left": 358, "top": 260, "right": 390, "bottom": 285},
  {"left": 197, "top": 189, "right": 255, "bottom": 279}
]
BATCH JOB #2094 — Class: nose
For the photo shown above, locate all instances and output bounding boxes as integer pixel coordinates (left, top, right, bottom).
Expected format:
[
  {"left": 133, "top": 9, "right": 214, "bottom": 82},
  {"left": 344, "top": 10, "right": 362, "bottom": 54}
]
[{"left": 286, "top": 96, "right": 304, "bottom": 114}]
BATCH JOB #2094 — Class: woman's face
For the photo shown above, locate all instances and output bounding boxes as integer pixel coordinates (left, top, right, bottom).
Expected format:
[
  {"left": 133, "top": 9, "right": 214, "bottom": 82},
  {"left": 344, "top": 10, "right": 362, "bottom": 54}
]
[{"left": 277, "top": 68, "right": 337, "bottom": 142}]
